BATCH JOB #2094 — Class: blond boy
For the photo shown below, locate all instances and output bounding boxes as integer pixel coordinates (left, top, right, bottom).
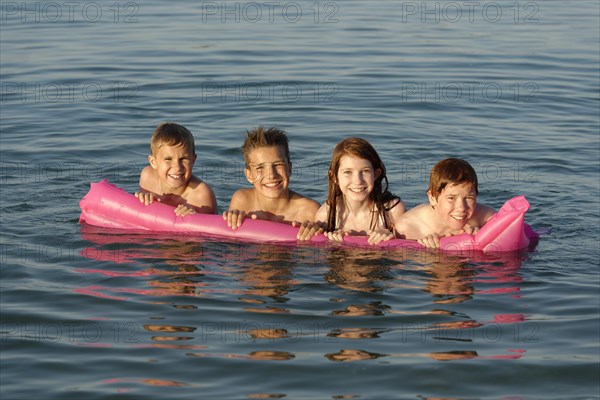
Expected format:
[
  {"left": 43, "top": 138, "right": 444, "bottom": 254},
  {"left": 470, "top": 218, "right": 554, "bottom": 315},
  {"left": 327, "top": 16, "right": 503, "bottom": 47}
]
[
  {"left": 394, "top": 158, "right": 495, "bottom": 248},
  {"left": 223, "top": 126, "right": 321, "bottom": 240},
  {"left": 135, "top": 122, "right": 217, "bottom": 215}
]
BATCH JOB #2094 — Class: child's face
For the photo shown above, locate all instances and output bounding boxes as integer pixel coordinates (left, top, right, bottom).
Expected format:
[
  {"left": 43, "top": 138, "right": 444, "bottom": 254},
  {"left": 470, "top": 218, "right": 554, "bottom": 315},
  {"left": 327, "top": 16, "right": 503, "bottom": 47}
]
[
  {"left": 149, "top": 143, "right": 196, "bottom": 191},
  {"left": 244, "top": 146, "right": 291, "bottom": 198},
  {"left": 428, "top": 182, "right": 477, "bottom": 230},
  {"left": 336, "top": 155, "right": 381, "bottom": 204}
]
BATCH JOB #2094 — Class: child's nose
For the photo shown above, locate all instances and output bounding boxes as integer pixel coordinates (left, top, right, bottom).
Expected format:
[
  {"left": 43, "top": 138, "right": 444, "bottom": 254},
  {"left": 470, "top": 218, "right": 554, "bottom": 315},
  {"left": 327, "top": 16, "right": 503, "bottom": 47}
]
[{"left": 267, "top": 164, "right": 278, "bottom": 178}]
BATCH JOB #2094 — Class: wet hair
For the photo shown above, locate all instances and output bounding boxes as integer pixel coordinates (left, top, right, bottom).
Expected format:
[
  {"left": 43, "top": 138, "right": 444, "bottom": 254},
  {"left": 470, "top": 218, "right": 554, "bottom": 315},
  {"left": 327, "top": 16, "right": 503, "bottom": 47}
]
[
  {"left": 150, "top": 122, "right": 195, "bottom": 156},
  {"left": 325, "top": 137, "right": 400, "bottom": 232},
  {"left": 428, "top": 158, "right": 479, "bottom": 198},
  {"left": 241, "top": 126, "right": 291, "bottom": 166}
]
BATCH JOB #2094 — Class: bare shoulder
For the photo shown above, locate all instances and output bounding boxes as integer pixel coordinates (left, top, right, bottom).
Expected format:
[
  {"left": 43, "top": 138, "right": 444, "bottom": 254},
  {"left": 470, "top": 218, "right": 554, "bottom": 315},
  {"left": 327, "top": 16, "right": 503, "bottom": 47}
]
[
  {"left": 186, "top": 176, "right": 217, "bottom": 214},
  {"left": 394, "top": 203, "right": 429, "bottom": 239},
  {"left": 228, "top": 188, "right": 255, "bottom": 212},
  {"left": 188, "top": 176, "right": 215, "bottom": 196},
  {"left": 291, "top": 191, "right": 320, "bottom": 210},
  {"left": 386, "top": 198, "right": 407, "bottom": 224},
  {"left": 475, "top": 203, "right": 496, "bottom": 226},
  {"left": 315, "top": 202, "right": 329, "bottom": 223},
  {"left": 139, "top": 166, "right": 158, "bottom": 191},
  {"left": 401, "top": 203, "right": 429, "bottom": 219},
  {"left": 290, "top": 191, "right": 320, "bottom": 221}
]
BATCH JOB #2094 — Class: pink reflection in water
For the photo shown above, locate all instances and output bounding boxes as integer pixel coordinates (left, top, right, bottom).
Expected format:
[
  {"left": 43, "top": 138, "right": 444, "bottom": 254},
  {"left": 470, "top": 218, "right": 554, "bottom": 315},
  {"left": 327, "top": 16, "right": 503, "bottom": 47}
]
[{"left": 491, "top": 314, "right": 526, "bottom": 323}]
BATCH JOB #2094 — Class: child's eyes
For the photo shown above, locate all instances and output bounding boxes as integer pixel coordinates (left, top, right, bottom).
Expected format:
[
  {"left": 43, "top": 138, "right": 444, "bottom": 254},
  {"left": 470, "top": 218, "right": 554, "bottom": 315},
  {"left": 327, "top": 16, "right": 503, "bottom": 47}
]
[
  {"left": 251, "top": 162, "right": 286, "bottom": 170},
  {"left": 163, "top": 158, "right": 190, "bottom": 162},
  {"left": 446, "top": 196, "right": 476, "bottom": 201},
  {"left": 340, "top": 169, "right": 372, "bottom": 176}
]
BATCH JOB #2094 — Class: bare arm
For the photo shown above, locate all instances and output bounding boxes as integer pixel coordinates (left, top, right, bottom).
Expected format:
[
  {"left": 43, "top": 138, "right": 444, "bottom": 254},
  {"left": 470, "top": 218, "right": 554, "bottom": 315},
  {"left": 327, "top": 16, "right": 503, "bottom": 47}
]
[
  {"left": 293, "top": 198, "right": 323, "bottom": 241},
  {"left": 223, "top": 189, "right": 254, "bottom": 229},
  {"left": 138, "top": 166, "right": 155, "bottom": 191},
  {"left": 187, "top": 181, "right": 217, "bottom": 214},
  {"left": 294, "top": 196, "right": 321, "bottom": 222},
  {"left": 135, "top": 166, "right": 160, "bottom": 205}
]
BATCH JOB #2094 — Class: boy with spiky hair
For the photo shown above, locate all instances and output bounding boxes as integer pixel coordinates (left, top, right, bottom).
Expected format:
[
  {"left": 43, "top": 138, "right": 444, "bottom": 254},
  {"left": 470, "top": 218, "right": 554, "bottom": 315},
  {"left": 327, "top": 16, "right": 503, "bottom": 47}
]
[{"left": 223, "top": 126, "right": 321, "bottom": 240}]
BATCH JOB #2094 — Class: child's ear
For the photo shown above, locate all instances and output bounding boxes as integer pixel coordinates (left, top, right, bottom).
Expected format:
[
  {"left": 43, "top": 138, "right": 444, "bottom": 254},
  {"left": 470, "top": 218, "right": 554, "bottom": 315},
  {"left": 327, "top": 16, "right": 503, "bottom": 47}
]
[
  {"left": 192, "top": 153, "right": 197, "bottom": 163},
  {"left": 427, "top": 190, "right": 437, "bottom": 208},
  {"left": 287, "top": 161, "right": 292, "bottom": 177},
  {"left": 375, "top": 168, "right": 382, "bottom": 179},
  {"left": 244, "top": 167, "right": 254, "bottom": 184},
  {"left": 148, "top": 154, "right": 158, "bottom": 169}
]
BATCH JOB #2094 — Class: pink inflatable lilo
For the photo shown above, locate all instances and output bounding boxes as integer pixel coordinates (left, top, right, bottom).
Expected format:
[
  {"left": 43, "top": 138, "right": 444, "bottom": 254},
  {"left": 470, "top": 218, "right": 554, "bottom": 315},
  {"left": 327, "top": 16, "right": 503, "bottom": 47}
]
[{"left": 79, "top": 180, "right": 539, "bottom": 252}]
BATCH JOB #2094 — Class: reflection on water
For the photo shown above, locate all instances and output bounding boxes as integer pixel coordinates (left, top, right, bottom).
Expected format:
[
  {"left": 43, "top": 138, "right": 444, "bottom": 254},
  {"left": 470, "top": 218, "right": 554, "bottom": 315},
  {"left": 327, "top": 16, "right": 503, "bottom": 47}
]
[
  {"left": 328, "top": 328, "right": 384, "bottom": 340},
  {"left": 409, "top": 248, "right": 526, "bottom": 304},
  {"left": 77, "top": 226, "right": 531, "bottom": 369},
  {"left": 325, "top": 349, "right": 387, "bottom": 362},
  {"left": 144, "top": 324, "right": 196, "bottom": 344},
  {"left": 324, "top": 349, "right": 524, "bottom": 363},
  {"left": 246, "top": 393, "right": 287, "bottom": 399},
  {"left": 332, "top": 302, "right": 391, "bottom": 317},
  {"left": 247, "top": 328, "right": 289, "bottom": 340},
  {"left": 424, "top": 260, "right": 476, "bottom": 304},
  {"left": 427, "top": 351, "right": 479, "bottom": 361},
  {"left": 103, "top": 377, "right": 191, "bottom": 387},
  {"left": 248, "top": 351, "right": 295, "bottom": 361},
  {"left": 80, "top": 227, "right": 525, "bottom": 306},
  {"left": 325, "top": 247, "right": 395, "bottom": 293},
  {"left": 187, "top": 350, "right": 295, "bottom": 361},
  {"left": 236, "top": 244, "right": 295, "bottom": 306}
]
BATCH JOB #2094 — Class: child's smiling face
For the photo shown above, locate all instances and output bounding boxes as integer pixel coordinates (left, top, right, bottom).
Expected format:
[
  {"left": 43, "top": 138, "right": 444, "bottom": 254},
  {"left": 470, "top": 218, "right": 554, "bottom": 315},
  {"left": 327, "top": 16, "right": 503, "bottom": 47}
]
[
  {"left": 428, "top": 182, "right": 477, "bottom": 230},
  {"left": 149, "top": 143, "right": 196, "bottom": 193},
  {"left": 244, "top": 145, "right": 291, "bottom": 199},
  {"left": 336, "top": 155, "right": 380, "bottom": 204}
]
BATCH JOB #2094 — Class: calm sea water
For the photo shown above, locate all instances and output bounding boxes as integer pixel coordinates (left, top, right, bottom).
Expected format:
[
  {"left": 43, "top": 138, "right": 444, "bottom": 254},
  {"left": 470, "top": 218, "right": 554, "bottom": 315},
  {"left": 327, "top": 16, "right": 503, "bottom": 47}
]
[{"left": 1, "top": 1, "right": 599, "bottom": 399}]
